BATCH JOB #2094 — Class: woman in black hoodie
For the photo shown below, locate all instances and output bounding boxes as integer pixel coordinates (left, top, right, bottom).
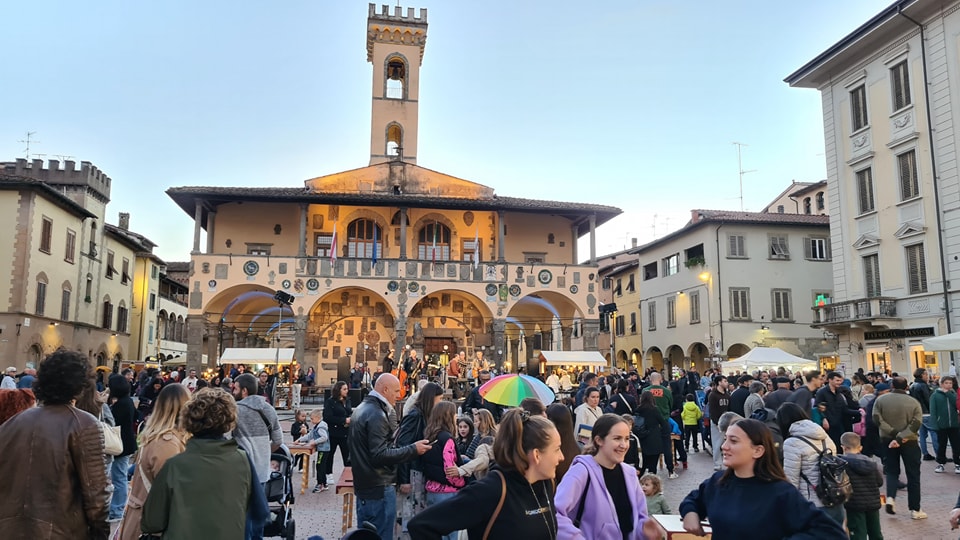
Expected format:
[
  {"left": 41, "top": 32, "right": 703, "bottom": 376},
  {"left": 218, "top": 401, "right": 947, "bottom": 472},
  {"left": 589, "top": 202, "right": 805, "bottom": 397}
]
[
  {"left": 108, "top": 373, "right": 137, "bottom": 522},
  {"left": 408, "top": 408, "right": 564, "bottom": 539}
]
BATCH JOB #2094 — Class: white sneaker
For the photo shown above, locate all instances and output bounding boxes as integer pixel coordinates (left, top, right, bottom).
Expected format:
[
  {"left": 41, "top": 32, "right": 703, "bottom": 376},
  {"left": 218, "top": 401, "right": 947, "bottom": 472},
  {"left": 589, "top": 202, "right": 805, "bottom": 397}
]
[
  {"left": 935, "top": 464, "right": 945, "bottom": 473},
  {"left": 885, "top": 499, "right": 895, "bottom": 515},
  {"left": 911, "top": 510, "right": 928, "bottom": 520},
  {"left": 669, "top": 472, "right": 679, "bottom": 479}
]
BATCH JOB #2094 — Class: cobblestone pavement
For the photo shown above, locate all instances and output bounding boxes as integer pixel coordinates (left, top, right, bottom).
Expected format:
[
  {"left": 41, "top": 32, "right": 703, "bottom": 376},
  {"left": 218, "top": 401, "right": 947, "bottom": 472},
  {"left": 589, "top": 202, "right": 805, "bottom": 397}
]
[{"left": 278, "top": 411, "right": 960, "bottom": 539}]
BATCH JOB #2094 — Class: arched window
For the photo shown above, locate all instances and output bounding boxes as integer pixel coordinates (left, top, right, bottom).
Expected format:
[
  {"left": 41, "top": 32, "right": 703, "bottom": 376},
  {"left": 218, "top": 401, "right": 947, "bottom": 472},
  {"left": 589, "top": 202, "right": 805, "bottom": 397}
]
[
  {"left": 169, "top": 313, "right": 177, "bottom": 340},
  {"left": 386, "top": 123, "right": 402, "bottom": 157},
  {"left": 176, "top": 315, "right": 185, "bottom": 342},
  {"left": 347, "top": 219, "right": 382, "bottom": 258},
  {"left": 803, "top": 197, "right": 812, "bottom": 214},
  {"left": 816, "top": 191, "right": 825, "bottom": 211},
  {"left": 157, "top": 310, "right": 168, "bottom": 340},
  {"left": 418, "top": 222, "right": 451, "bottom": 261},
  {"left": 391, "top": 210, "right": 408, "bottom": 226},
  {"left": 386, "top": 57, "right": 405, "bottom": 99}
]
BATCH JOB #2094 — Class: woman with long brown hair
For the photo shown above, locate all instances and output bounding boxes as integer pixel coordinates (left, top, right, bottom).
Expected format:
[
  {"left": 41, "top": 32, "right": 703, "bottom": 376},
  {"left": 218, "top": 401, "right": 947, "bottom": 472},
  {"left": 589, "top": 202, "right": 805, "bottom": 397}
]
[
  {"left": 118, "top": 383, "right": 190, "bottom": 540},
  {"left": 546, "top": 403, "right": 581, "bottom": 482},
  {"left": 680, "top": 419, "right": 846, "bottom": 539},
  {"left": 323, "top": 380, "right": 352, "bottom": 473},
  {"left": 409, "top": 408, "right": 564, "bottom": 539},
  {"left": 421, "top": 401, "right": 466, "bottom": 540},
  {"left": 396, "top": 381, "right": 444, "bottom": 537}
]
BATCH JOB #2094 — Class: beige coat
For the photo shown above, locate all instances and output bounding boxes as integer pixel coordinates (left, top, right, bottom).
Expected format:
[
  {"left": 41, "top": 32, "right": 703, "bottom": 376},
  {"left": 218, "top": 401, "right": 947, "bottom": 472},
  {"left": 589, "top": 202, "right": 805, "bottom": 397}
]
[{"left": 118, "top": 432, "right": 185, "bottom": 540}]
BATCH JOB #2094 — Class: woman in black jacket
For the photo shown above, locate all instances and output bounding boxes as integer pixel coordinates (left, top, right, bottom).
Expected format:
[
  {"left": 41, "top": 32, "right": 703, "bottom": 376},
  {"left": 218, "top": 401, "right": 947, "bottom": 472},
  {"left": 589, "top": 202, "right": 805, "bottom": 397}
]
[
  {"left": 635, "top": 391, "right": 667, "bottom": 475},
  {"left": 323, "top": 381, "right": 352, "bottom": 474},
  {"left": 396, "top": 382, "right": 443, "bottom": 536},
  {"left": 108, "top": 373, "right": 137, "bottom": 521}
]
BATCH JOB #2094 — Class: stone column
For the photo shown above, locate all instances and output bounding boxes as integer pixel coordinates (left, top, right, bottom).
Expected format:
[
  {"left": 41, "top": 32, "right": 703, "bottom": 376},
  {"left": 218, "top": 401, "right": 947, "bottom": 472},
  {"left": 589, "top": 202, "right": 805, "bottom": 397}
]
[
  {"left": 561, "top": 326, "right": 573, "bottom": 351},
  {"left": 588, "top": 214, "right": 596, "bottom": 264},
  {"left": 394, "top": 316, "right": 407, "bottom": 363},
  {"left": 509, "top": 339, "right": 520, "bottom": 373},
  {"left": 298, "top": 203, "right": 308, "bottom": 258},
  {"left": 523, "top": 335, "right": 536, "bottom": 372},
  {"left": 192, "top": 201, "right": 203, "bottom": 254},
  {"left": 582, "top": 319, "right": 600, "bottom": 351},
  {"left": 540, "top": 330, "right": 553, "bottom": 352},
  {"left": 186, "top": 315, "right": 205, "bottom": 371},
  {"left": 399, "top": 208, "right": 408, "bottom": 260},
  {"left": 571, "top": 224, "right": 579, "bottom": 264},
  {"left": 206, "top": 210, "right": 217, "bottom": 254},
  {"left": 294, "top": 313, "right": 307, "bottom": 368},
  {"left": 497, "top": 210, "right": 506, "bottom": 262}
]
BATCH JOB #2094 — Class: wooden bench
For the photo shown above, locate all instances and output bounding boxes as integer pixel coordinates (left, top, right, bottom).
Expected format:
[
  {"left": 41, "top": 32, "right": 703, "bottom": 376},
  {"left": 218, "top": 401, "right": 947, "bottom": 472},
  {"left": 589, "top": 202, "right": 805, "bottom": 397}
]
[{"left": 336, "top": 466, "right": 354, "bottom": 537}]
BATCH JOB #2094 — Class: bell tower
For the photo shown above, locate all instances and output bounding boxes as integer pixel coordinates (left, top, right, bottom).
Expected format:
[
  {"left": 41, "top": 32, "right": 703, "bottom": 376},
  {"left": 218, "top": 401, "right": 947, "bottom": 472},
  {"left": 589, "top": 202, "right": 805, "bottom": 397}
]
[{"left": 366, "top": 3, "right": 428, "bottom": 165}]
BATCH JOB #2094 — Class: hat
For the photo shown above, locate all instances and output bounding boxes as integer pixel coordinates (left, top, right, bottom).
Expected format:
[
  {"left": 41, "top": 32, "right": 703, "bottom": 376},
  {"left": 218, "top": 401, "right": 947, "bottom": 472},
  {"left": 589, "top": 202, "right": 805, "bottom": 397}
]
[
  {"left": 775, "top": 377, "right": 791, "bottom": 385},
  {"left": 5, "top": 366, "right": 16, "bottom": 373},
  {"left": 875, "top": 382, "right": 891, "bottom": 392}
]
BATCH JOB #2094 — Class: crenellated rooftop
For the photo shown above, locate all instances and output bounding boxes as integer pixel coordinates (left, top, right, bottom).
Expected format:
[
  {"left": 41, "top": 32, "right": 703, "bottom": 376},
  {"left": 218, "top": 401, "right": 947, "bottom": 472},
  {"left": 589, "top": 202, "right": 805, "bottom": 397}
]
[{"left": 1, "top": 157, "right": 112, "bottom": 201}]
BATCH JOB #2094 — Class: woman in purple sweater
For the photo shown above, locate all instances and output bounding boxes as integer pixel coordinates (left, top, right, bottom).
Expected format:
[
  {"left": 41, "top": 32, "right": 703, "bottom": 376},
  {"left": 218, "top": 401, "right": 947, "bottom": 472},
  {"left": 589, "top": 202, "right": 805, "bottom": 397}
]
[{"left": 555, "top": 413, "right": 661, "bottom": 539}]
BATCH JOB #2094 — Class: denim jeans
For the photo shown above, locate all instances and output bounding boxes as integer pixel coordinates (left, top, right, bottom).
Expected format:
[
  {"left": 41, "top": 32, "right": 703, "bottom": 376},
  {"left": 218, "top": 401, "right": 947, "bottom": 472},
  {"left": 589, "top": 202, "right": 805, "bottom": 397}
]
[
  {"left": 245, "top": 482, "right": 266, "bottom": 540},
  {"left": 357, "top": 485, "right": 397, "bottom": 540},
  {"left": 425, "top": 491, "right": 458, "bottom": 540},
  {"left": 710, "top": 423, "right": 724, "bottom": 469},
  {"left": 920, "top": 414, "right": 939, "bottom": 456},
  {"left": 109, "top": 454, "right": 130, "bottom": 520},
  {"left": 883, "top": 438, "right": 922, "bottom": 512}
]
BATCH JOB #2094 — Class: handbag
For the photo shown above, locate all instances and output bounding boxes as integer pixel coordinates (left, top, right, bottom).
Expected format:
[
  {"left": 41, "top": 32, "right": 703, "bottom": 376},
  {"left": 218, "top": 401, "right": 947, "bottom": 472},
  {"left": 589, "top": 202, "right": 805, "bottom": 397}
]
[{"left": 102, "top": 421, "right": 124, "bottom": 456}]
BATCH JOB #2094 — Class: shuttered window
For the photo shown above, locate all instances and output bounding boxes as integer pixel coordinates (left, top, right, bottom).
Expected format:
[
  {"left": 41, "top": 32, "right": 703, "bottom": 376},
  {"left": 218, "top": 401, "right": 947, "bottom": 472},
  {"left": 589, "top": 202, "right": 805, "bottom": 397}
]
[
  {"left": 727, "top": 234, "right": 746, "bottom": 258},
  {"left": 65, "top": 229, "right": 76, "bottom": 263},
  {"left": 629, "top": 312, "right": 637, "bottom": 334},
  {"left": 804, "top": 237, "right": 831, "bottom": 260},
  {"left": 906, "top": 244, "right": 927, "bottom": 294},
  {"left": 851, "top": 85, "right": 868, "bottom": 131},
  {"left": 730, "top": 288, "right": 750, "bottom": 320},
  {"left": 864, "top": 255, "right": 881, "bottom": 298},
  {"left": 856, "top": 168, "right": 875, "bottom": 214},
  {"left": 690, "top": 291, "right": 701, "bottom": 324},
  {"left": 772, "top": 289, "right": 792, "bottom": 321},
  {"left": 102, "top": 300, "right": 113, "bottom": 329},
  {"left": 648, "top": 301, "right": 656, "bottom": 331},
  {"left": 667, "top": 297, "right": 676, "bottom": 328},
  {"left": 35, "top": 281, "right": 47, "bottom": 316},
  {"left": 898, "top": 150, "right": 919, "bottom": 200},
  {"left": 891, "top": 61, "right": 911, "bottom": 111},
  {"left": 769, "top": 236, "right": 789, "bottom": 259},
  {"left": 40, "top": 217, "right": 52, "bottom": 253},
  {"left": 60, "top": 289, "right": 71, "bottom": 321}
]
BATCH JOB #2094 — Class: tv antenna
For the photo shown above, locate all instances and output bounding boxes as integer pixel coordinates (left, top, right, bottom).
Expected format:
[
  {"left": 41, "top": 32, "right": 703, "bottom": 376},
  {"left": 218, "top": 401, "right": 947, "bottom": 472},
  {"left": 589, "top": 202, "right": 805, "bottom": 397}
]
[
  {"left": 18, "top": 131, "right": 39, "bottom": 159},
  {"left": 732, "top": 142, "right": 756, "bottom": 211}
]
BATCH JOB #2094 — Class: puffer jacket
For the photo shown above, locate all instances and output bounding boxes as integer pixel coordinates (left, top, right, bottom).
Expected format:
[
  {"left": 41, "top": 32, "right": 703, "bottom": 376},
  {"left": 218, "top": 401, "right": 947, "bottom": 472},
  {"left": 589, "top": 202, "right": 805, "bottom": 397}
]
[
  {"left": 930, "top": 388, "right": 959, "bottom": 430},
  {"left": 782, "top": 419, "right": 837, "bottom": 507},
  {"left": 681, "top": 401, "right": 702, "bottom": 426},
  {"left": 0, "top": 404, "right": 111, "bottom": 539},
  {"left": 840, "top": 453, "right": 883, "bottom": 512}
]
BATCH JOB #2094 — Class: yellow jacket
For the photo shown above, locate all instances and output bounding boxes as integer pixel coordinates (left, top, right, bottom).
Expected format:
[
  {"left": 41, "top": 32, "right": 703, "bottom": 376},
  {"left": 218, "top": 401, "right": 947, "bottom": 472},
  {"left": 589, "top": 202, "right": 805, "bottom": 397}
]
[{"left": 681, "top": 401, "right": 703, "bottom": 426}]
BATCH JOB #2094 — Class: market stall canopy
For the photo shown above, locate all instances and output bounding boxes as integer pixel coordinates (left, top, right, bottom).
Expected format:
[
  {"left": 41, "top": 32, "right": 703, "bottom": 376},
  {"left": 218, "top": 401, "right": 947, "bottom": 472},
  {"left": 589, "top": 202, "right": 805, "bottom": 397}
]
[
  {"left": 219, "top": 348, "right": 296, "bottom": 365},
  {"left": 163, "top": 357, "right": 188, "bottom": 366},
  {"left": 539, "top": 351, "right": 607, "bottom": 367},
  {"left": 723, "top": 347, "right": 816, "bottom": 370},
  {"left": 922, "top": 332, "right": 960, "bottom": 351}
]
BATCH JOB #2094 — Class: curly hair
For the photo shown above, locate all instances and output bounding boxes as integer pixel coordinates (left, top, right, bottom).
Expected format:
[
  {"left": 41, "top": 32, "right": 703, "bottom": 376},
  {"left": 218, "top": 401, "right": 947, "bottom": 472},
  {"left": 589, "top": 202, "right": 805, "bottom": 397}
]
[
  {"left": 0, "top": 389, "right": 36, "bottom": 425},
  {"left": 33, "top": 350, "right": 92, "bottom": 405},
  {"left": 181, "top": 388, "right": 237, "bottom": 436}
]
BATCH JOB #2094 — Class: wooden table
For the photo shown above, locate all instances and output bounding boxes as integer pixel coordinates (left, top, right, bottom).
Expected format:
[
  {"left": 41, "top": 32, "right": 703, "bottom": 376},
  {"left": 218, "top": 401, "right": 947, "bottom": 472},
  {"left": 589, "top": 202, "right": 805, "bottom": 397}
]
[
  {"left": 652, "top": 514, "right": 712, "bottom": 539},
  {"left": 336, "top": 467, "right": 354, "bottom": 537},
  {"left": 288, "top": 444, "right": 315, "bottom": 495}
]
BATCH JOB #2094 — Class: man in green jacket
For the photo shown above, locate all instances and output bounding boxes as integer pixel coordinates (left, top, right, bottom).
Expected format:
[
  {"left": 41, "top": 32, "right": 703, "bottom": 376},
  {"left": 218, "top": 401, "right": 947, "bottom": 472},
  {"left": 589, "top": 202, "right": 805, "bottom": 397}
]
[
  {"left": 929, "top": 376, "right": 960, "bottom": 474},
  {"left": 643, "top": 372, "right": 677, "bottom": 478}
]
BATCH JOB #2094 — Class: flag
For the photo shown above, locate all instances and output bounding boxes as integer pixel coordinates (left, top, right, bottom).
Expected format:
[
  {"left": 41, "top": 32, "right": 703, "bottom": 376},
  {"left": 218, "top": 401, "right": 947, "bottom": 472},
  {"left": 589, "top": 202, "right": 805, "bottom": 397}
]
[
  {"left": 372, "top": 224, "right": 378, "bottom": 265},
  {"left": 432, "top": 220, "right": 438, "bottom": 263},
  {"left": 473, "top": 227, "right": 480, "bottom": 269},
  {"left": 329, "top": 221, "right": 338, "bottom": 264}
]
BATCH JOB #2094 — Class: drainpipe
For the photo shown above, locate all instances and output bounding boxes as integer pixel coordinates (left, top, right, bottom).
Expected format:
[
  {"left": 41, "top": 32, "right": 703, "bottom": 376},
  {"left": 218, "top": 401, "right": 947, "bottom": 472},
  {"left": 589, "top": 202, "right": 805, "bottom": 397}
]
[
  {"left": 714, "top": 224, "right": 725, "bottom": 362},
  {"left": 899, "top": 8, "right": 954, "bottom": 368}
]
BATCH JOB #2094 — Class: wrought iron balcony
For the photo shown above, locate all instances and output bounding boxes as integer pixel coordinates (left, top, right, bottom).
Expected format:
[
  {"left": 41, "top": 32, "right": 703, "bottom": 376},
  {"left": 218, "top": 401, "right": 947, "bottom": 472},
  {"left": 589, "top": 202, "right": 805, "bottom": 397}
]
[{"left": 812, "top": 297, "right": 898, "bottom": 326}]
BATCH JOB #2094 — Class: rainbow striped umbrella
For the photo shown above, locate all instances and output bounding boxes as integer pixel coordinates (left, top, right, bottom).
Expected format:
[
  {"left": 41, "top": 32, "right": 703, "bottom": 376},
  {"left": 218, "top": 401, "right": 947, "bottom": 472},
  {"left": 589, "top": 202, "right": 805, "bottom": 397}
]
[{"left": 478, "top": 374, "right": 556, "bottom": 407}]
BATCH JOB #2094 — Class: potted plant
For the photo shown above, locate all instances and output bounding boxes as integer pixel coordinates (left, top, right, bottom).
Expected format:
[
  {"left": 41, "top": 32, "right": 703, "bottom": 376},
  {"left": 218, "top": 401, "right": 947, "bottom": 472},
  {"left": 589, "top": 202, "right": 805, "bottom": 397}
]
[{"left": 684, "top": 256, "right": 706, "bottom": 269}]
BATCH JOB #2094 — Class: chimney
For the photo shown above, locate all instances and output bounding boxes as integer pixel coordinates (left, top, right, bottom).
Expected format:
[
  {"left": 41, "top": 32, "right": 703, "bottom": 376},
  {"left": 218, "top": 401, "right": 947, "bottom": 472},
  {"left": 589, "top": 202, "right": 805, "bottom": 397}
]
[
  {"left": 631, "top": 237, "right": 637, "bottom": 248},
  {"left": 118, "top": 212, "right": 130, "bottom": 230}
]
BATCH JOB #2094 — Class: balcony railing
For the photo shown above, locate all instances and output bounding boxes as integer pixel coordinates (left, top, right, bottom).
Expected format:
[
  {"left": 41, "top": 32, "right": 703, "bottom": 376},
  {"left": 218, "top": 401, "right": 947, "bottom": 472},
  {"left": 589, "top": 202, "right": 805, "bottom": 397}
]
[{"left": 812, "top": 297, "right": 898, "bottom": 325}]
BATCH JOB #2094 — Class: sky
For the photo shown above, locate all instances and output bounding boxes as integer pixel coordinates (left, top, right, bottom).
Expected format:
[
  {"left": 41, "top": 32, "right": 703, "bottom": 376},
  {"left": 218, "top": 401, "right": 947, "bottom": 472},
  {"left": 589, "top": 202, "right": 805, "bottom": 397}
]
[{"left": 1, "top": 0, "right": 892, "bottom": 262}]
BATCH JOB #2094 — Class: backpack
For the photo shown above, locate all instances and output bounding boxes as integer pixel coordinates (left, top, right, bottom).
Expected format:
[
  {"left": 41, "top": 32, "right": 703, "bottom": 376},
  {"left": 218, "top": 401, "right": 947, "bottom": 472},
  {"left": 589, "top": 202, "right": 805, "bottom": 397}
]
[
  {"left": 798, "top": 437, "right": 852, "bottom": 507},
  {"left": 632, "top": 414, "right": 651, "bottom": 439}
]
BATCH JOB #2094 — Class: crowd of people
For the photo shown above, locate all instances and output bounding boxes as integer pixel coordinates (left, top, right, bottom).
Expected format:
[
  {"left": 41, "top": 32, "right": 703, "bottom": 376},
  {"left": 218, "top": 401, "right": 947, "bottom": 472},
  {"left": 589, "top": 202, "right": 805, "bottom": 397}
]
[{"left": 5, "top": 349, "right": 960, "bottom": 539}]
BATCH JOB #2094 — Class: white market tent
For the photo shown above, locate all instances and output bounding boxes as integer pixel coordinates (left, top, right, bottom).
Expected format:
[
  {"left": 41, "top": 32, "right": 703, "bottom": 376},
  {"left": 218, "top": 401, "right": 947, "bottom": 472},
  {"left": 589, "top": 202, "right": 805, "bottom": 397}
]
[
  {"left": 218, "top": 347, "right": 296, "bottom": 365},
  {"left": 539, "top": 350, "right": 607, "bottom": 367},
  {"left": 922, "top": 332, "right": 960, "bottom": 351},
  {"left": 723, "top": 347, "right": 817, "bottom": 371}
]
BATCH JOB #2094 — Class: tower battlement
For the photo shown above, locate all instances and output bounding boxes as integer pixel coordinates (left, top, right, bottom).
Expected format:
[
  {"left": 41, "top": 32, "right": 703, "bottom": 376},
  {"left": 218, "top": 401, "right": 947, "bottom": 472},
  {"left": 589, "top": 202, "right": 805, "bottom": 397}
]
[
  {"left": 1, "top": 157, "right": 112, "bottom": 201},
  {"left": 368, "top": 3, "right": 427, "bottom": 25}
]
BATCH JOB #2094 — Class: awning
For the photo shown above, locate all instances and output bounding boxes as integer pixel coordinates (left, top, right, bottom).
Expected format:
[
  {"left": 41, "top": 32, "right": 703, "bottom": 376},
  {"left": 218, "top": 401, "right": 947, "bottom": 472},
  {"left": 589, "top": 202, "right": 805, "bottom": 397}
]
[
  {"left": 218, "top": 347, "right": 296, "bottom": 365},
  {"left": 922, "top": 332, "right": 960, "bottom": 351},
  {"left": 539, "top": 350, "right": 607, "bottom": 366}
]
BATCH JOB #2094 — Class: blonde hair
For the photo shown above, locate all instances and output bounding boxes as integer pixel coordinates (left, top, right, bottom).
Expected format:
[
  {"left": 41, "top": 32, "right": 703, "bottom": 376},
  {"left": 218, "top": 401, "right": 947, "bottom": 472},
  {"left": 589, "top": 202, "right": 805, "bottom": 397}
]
[
  {"left": 140, "top": 383, "right": 190, "bottom": 446},
  {"left": 640, "top": 472, "right": 662, "bottom": 494},
  {"left": 474, "top": 408, "right": 498, "bottom": 438}
]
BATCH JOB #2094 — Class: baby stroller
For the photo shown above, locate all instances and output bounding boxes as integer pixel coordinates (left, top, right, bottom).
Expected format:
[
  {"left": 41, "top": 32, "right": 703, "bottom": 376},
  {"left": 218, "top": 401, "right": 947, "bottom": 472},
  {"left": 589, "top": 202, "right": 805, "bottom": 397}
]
[{"left": 264, "top": 445, "right": 296, "bottom": 539}]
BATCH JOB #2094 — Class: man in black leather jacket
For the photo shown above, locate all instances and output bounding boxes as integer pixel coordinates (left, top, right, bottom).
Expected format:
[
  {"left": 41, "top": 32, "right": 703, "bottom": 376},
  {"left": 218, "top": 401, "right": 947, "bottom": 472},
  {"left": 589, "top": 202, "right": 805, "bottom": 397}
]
[{"left": 348, "top": 373, "right": 430, "bottom": 540}]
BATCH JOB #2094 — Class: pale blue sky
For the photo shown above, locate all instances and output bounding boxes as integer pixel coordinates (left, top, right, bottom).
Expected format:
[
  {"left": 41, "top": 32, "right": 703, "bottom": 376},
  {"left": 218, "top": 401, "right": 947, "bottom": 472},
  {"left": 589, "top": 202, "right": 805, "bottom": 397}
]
[{"left": 2, "top": 1, "right": 889, "bottom": 262}]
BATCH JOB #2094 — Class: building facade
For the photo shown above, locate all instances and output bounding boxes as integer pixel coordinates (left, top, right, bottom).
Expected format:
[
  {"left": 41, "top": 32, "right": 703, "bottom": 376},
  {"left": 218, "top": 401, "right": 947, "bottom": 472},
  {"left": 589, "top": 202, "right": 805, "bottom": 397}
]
[
  {"left": 786, "top": 0, "right": 960, "bottom": 375},
  {"left": 167, "top": 4, "right": 621, "bottom": 380},
  {"left": 630, "top": 210, "right": 835, "bottom": 375},
  {"left": 0, "top": 161, "right": 164, "bottom": 371}
]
